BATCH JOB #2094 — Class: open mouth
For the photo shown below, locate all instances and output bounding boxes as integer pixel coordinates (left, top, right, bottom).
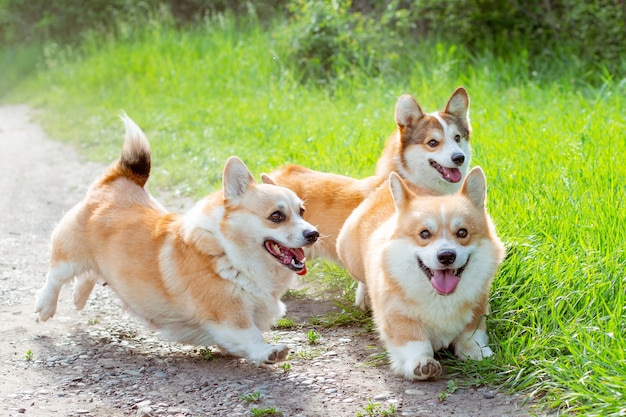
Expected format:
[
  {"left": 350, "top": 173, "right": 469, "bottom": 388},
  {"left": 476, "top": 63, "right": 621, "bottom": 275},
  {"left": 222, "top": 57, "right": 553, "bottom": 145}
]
[
  {"left": 418, "top": 256, "right": 469, "bottom": 295},
  {"left": 264, "top": 240, "right": 308, "bottom": 275},
  {"left": 429, "top": 160, "right": 462, "bottom": 183}
]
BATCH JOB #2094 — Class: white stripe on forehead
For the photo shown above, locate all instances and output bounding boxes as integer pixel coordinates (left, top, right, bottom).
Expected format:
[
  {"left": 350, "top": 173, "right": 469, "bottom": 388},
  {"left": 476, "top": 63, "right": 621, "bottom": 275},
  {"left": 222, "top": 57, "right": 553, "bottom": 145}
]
[
  {"left": 430, "top": 112, "right": 449, "bottom": 132},
  {"left": 439, "top": 203, "right": 447, "bottom": 226}
]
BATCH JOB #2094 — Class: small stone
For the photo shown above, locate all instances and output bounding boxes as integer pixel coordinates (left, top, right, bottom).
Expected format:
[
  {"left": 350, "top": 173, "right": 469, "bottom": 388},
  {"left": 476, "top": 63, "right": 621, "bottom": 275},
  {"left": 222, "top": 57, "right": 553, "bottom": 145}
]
[
  {"left": 137, "top": 406, "right": 153, "bottom": 417},
  {"left": 405, "top": 389, "right": 426, "bottom": 396},
  {"left": 483, "top": 391, "right": 496, "bottom": 399},
  {"left": 135, "top": 400, "right": 152, "bottom": 409},
  {"left": 373, "top": 393, "right": 390, "bottom": 401},
  {"left": 76, "top": 410, "right": 90, "bottom": 415}
]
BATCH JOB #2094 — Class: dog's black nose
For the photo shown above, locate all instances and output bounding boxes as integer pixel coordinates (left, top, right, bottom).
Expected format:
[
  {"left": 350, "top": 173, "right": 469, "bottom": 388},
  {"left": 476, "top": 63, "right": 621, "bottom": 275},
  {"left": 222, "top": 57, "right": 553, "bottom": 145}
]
[
  {"left": 303, "top": 230, "right": 319, "bottom": 244},
  {"left": 451, "top": 152, "right": 465, "bottom": 166},
  {"left": 437, "top": 249, "right": 456, "bottom": 265}
]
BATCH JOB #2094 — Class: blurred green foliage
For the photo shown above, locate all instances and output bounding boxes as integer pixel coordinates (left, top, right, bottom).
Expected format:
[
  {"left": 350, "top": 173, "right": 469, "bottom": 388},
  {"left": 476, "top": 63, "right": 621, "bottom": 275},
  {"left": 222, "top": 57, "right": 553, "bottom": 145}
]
[{"left": 0, "top": 0, "right": 624, "bottom": 84}]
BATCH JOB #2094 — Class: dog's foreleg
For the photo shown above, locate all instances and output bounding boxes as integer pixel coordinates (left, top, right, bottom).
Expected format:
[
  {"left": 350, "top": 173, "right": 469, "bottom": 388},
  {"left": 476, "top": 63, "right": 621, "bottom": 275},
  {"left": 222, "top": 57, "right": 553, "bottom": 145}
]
[
  {"left": 355, "top": 282, "right": 370, "bottom": 310},
  {"left": 386, "top": 340, "right": 442, "bottom": 380},
  {"left": 454, "top": 305, "right": 493, "bottom": 361},
  {"left": 206, "top": 324, "right": 289, "bottom": 365},
  {"left": 454, "top": 317, "right": 493, "bottom": 361},
  {"left": 35, "top": 262, "right": 79, "bottom": 321}
]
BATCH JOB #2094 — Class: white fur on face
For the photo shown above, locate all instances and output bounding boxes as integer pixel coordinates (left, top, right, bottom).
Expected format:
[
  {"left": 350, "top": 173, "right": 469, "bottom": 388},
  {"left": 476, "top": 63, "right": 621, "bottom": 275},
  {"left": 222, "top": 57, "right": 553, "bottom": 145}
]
[
  {"left": 431, "top": 112, "right": 471, "bottom": 168},
  {"left": 399, "top": 113, "right": 471, "bottom": 195}
]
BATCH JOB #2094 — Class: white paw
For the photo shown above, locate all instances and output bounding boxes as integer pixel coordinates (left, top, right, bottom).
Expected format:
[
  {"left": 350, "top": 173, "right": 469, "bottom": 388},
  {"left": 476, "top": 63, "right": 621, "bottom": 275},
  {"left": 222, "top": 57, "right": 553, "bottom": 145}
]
[
  {"left": 455, "top": 330, "right": 493, "bottom": 361},
  {"left": 264, "top": 344, "right": 290, "bottom": 364},
  {"left": 34, "top": 291, "right": 57, "bottom": 322},
  {"left": 390, "top": 355, "right": 442, "bottom": 380},
  {"left": 387, "top": 340, "right": 441, "bottom": 380},
  {"left": 241, "top": 343, "right": 290, "bottom": 365}
]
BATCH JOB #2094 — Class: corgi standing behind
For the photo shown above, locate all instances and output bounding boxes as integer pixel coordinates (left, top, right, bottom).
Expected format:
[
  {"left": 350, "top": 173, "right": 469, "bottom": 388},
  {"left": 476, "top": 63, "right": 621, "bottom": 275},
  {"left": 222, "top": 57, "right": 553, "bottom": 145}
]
[
  {"left": 35, "top": 114, "right": 319, "bottom": 364},
  {"left": 270, "top": 87, "right": 472, "bottom": 264},
  {"left": 336, "top": 168, "right": 505, "bottom": 380}
]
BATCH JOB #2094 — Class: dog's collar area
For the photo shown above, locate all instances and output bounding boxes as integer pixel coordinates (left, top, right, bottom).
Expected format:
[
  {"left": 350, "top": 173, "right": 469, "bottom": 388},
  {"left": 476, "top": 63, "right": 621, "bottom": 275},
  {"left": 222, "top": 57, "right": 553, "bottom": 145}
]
[
  {"left": 264, "top": 240, "right": 307, "bottom": 275},
  {"left": 429, "top": 160, "right": 462, "bottom": 183},
  {"left": 417, "top": 256, "right": 470, "bottom": 295}
]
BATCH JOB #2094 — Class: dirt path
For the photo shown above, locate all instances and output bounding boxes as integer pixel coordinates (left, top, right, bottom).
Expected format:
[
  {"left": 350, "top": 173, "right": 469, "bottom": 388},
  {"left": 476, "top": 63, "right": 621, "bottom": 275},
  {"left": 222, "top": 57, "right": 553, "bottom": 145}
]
[{"left": 0, "top": 105, "right": 535, "bottom": 417}]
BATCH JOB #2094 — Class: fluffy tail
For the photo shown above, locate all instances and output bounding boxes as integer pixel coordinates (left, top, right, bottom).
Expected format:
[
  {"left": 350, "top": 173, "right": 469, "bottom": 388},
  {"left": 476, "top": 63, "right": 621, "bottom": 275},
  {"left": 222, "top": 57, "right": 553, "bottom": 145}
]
[{"left": 102, "top": 113, "right": 151, "bottom": 187}]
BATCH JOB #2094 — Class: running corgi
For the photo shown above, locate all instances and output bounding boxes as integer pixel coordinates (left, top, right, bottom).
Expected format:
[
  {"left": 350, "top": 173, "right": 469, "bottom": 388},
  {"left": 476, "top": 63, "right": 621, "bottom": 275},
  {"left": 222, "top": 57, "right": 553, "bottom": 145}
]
[{"left": 35, "top": 114, "right": 319, "bottom": 364}]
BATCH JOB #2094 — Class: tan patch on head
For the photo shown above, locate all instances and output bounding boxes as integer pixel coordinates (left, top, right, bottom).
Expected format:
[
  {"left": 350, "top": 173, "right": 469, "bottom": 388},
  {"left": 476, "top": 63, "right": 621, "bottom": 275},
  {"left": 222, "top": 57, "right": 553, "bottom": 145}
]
[
  {"left": 400, "top": 116, "right": 443, "bottom": 149},
  {"left": 438, "top": 112, "right": 470, "bottom": 141}
]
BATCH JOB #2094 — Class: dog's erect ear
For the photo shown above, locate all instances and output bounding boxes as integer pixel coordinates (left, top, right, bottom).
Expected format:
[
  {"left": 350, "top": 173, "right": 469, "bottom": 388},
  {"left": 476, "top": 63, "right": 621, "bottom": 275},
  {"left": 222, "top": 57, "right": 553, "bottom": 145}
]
[
  {"left": 444, "top": 87, "right": 470, "bottom": 122},
  {"left": 388, "top": 172, "right": 413, "bottom": 211},
  {"left": 460, "top": 167, "right": 486, "bottom": 209},
  {"left": 395, "top": 94, "right": 424, "bottom": 130},
  {"left": 223, "top": 156, "right": 256, "bottom": 202},
  {"left": 260, "top": 173, "right": 276, "bottom": 185}
]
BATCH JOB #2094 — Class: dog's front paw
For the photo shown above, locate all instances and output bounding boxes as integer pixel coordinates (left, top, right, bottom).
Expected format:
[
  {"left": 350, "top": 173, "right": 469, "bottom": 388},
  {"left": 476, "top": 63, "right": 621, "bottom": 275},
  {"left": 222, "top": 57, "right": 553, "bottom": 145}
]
[
  {"left": 34, "top": 296, "right": 57, "bottom": 322},
  {"left": 388, "top": 340, "right": 440, "bottom": 380},
  {"left": 455, "top": 330, "right": 493, "bottom": 361},
  {"left": 456, "top": 342, "right": 493, "bottom": 361},
  {"left": 264, "top": 344, "right": 290, "bottom": 364},
  {"left": 412, "top": 357, "right": 442, "bottom": 380}
]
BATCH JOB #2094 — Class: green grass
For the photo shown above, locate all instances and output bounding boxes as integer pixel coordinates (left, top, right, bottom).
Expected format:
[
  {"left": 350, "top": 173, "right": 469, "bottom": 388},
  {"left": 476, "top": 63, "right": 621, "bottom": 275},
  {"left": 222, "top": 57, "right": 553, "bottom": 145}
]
[
  {"left": 240, "top": 391, "right": 262, "bottom": 403},
  {"left": 250, "top": 407, "right": 282, "bottom": 416},
  {"left": 356, "top": 399, "right": 397, "bottom": 417},
  {"left": 4, "top": 14, "right": 625, "bottom": 417}
]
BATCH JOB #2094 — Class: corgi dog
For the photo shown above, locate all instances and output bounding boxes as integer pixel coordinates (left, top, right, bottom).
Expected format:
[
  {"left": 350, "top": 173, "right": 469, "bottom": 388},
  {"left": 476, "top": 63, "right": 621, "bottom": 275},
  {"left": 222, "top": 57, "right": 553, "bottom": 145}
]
[
  {"left": 35, "top": 114, "right": 319, "bottom": 364},
  {"left": 270, "top": 87, "right": 471, "bottom": 264},
  {"left": 336, "top": 168, "right": 505, "bottom": 380}
]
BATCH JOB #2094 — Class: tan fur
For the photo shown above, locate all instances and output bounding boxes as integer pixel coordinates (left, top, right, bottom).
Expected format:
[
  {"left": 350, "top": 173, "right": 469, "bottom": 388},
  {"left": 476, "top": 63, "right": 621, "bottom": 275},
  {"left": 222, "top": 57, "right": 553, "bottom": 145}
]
[
  {"left": 35, "top": 115, "right": 318, "bottom": 364},
  {"left": 270, "top": 87, "right": 472, "bottom": 265},
  {"left": 337, "top": 168, "right": 505, "bottom": 380}
]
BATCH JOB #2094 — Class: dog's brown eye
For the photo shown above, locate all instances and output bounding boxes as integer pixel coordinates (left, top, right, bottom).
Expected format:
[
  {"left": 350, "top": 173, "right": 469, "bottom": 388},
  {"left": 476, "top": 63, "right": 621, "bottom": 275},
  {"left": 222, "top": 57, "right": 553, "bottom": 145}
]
[
  {"left": 457, "top": 228, "right": 468, "bottom": 238},
  {"left": 419, "top": 230, "right": 431, "bottom": 239},
  {"left": 299, "top": 207, "right": 305, "bottom": 217},
  {"left": 269, "top": 211, "right": 285, "bottom": 223},
  {"left": 427, "top": 139, "right": 438, "bottom": 148},
  {"left": 454, "top": 134, "right": 461, "bottom": 143}
]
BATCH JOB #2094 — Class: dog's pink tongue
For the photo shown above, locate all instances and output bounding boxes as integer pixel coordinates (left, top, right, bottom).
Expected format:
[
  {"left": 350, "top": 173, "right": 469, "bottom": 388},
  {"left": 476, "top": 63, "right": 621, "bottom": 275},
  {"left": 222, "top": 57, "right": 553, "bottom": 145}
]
[
  {"left": 442, "top": 167, "right": 462, "bottom": 183},
  {"left": 431, "top": 270, "right": 460, "bottom": 294},
  {"left": 283, "top": 247, "right": 308, "bottom": 275}
]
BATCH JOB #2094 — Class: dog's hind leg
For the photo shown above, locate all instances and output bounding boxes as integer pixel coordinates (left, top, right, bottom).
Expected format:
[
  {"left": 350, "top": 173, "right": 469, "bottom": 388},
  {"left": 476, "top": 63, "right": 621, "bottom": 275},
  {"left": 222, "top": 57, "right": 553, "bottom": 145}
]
[
  {"left": 73, "top": 270, "right": 98, "bottom": 310},
  {"left": 35, "top": 262, "right": 81, "bottom": 321}
]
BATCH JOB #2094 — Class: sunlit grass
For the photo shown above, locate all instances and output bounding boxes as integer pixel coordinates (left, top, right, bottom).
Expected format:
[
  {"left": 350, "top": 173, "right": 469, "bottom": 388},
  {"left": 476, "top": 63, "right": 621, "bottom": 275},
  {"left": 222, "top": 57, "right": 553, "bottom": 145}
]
[{"left": 4, "top": 14, "right": 626, "bottom": 416}]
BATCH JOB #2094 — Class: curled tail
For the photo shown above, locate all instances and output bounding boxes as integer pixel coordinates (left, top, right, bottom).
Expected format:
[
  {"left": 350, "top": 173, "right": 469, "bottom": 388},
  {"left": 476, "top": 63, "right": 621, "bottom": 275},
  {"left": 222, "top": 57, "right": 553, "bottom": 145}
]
[{"left": 102, "top": 113, "right": 151, "bottom": 187}]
